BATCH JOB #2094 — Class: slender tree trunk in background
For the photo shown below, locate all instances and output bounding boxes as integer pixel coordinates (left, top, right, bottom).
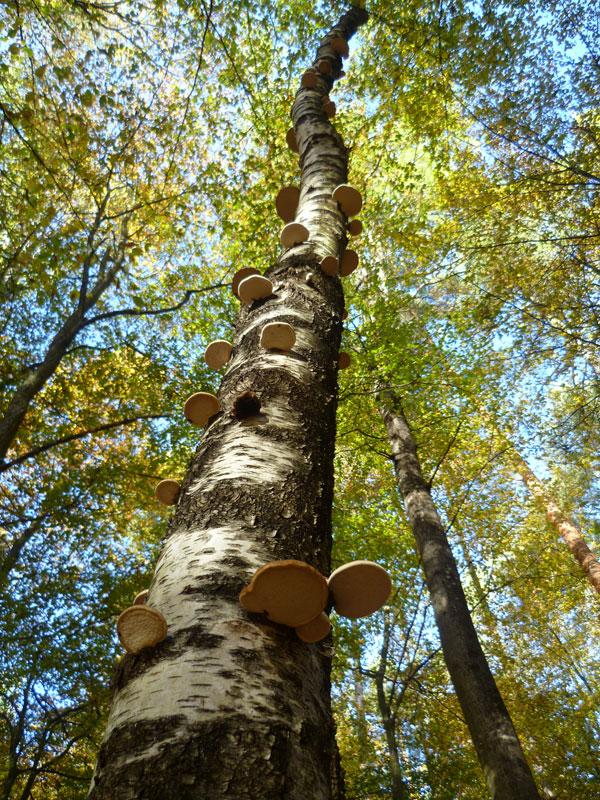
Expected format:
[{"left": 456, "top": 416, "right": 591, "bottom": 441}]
[
  {"left": 1, "top": 680, "right": 31, "bottom": 800},
  {"left": 352, "top": 653, "right": 369, "bottom": 759},
  {"left": 516, "top": 460, "right": 600, "bottom": 597},
  {"left": 374, "top": 677, "right": 409, "bottom": 800},
  {"left": 0, "top": 759, "right": 18, "bottom": 800},
  {"left": 89, "top": 7, "right": 368, "bottom": 799},
  {"left": 453, "top": 519, "right": 507, "bottom": 652},
  {"left": 398, "top": 310, "right": 600, "bottom": 602},
  {"left": 374, "top": 613, "right": 410, "bottom": 800},
  {"left": 379, "top": 390, "right": 541, "bottom": 800}
]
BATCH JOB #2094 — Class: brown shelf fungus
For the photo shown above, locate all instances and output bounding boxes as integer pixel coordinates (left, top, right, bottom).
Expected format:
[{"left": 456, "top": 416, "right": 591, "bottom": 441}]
[
  {"left": 260, "top": 322, "right": 296, "bottom": 351},
  {"left": 232, "top": 267, "right": 260, "bottom": 299},
  {"left": 204, "top": 340, "right": 233, "bottom": 370},
  {"left": 348, "top": 219, "right": 363, "bottom": 236},
  {"left": 301, "top": 69, "right": 318, "bottom": 88},
  {"left": 317, "top": 59, "right": 332, "bottom": 75},
  {"left": 239, "top": 560, "right": 328, "bottom": 627},
  {"left": 295, "top": 611, "right": 331, "bottom": 643},
  {"left": 330, "top": 37, "right": 349, "bottom": 58},
  {"left": 117, "top": 605, "right": 167, "bottom": 654},
  {"left": 238, "top": 275, "right": 273, "bottom": 304},
  {"left": 183, "top": 392, "right": 220, "bottom": 426},
  {"left": 286, "top": 127, "right": 299, "bottom": 153},
  {"left": 323, "top": 101, "right": 336, "bottom": 119},
  {"left": 341, "top": 308, "right": 348, "bottom": 321},
  {"left": 275, "top": 186, "right": 300, "bottom": 222},
  {"left": 328, "top": 560, "right": 392, "bottom": 619},
  {"left": 320, "top": 255, "right": 338, "bottom": 276},
  {"left": 338, "top": 352, "right": 351, "bottom": 370},
  {"left": 133, "top": 589, "right": 149, "bottom": 606},
  {"left": 340, "top": 249, "right": 358, "bottom": 277},
  {"left": 280, "top": 222, "right": 309, "bottom": 248},
  {"left": 154, "top": 479, "right": 181, "bottom": 506},
  {"left": 332, "top": 184, "right": 363, "bottom": 217}
]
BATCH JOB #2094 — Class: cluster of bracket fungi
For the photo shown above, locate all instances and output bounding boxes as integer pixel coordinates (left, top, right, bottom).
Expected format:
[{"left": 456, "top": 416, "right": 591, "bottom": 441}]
[
  {"left": 116, "top": 34, "right": 391, "bottom": 655},
  {"left": 240, "top": 559, "right": 391, "bottom": 643}
]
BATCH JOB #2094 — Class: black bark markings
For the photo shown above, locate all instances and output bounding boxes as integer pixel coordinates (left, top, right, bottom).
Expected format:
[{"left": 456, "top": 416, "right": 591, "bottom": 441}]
[{"left": 93, "top": 5, "right": 369, "bottom": 799}]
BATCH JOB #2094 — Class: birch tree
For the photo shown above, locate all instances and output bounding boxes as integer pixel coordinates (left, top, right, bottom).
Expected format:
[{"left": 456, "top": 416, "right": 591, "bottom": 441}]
[
  {"left": 4, "top": 0, "right": 600, "bottom": 796},
  {"left": 88, "top": 7, "right": 369, "bottom": 798}
]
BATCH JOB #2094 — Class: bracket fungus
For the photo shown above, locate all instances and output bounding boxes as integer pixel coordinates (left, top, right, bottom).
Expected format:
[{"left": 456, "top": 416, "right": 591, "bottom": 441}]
[
  {"left": 317, "top": 59, "right": 332, "bottom": 75},
  {"left": 238, "top": 274, "right": 273, "bottom": 304},
  {"left": 348, "top": 219, "right": 363, "bottom": 236},
  {"left": 301, "top": 69, "right": 318, "bottom": 88},
  {"left": 338, "top": 352, "right": 351, "bottom": 370},
  {"left": 332, "top": 184, "right": 363, "bottom": 218},
  {"left": 117, "top": 605, "right": 167, "bottom": 654},
  {"left": 320, "top": 255, "right": 338, "bottom": 276},
  {"left": 323, "top": 101, "right": 336, "bottom": 119},
  {"left": 232, "top": 267, "right": 260, "bottom": 299},
  {"left": 133, "top": 589, "right": 149, "bottom": 606},
  {"left": 341, "top": 308, "right": 348, "bottom": 321},
  {"left": 204, "top": 340, "right": 232, "bottom": 370},
  {"left": 328, "top": 560, "right": 391, "bottom": 619},
  {"left": 286, "top": 127, "right": 299, "bottom": 153},
  {"left": 154, "top": 479, "right": 181, "bottom": 506},
  {"left": 260, "top": 322, "right": 296, "bottom": 351},
  {"left": 330, "top": 37, "right": 349, "bottom": 58},
  {"left": 275, "top": 186, "right": 300, "bottom": 222},
  {"left": 239, "top": 560, "right": 328, "bottom": 627},
  {"left": 340, "top": 249, "right": 358, "bottom": 277},
  {"left": 280, "top": 222, "right": 309, "bottom": 248},
  {"left": 295, "top": 611, "right": 331, "bottom": 643},
  {"left": 183, "top": 392, "right": 220, "bottom": 426}
]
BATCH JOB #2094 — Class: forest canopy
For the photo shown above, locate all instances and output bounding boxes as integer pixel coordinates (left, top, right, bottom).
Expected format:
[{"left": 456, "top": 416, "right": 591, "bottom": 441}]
[{"left": 1, "top": 0, "right": 599, "bottom": 797}]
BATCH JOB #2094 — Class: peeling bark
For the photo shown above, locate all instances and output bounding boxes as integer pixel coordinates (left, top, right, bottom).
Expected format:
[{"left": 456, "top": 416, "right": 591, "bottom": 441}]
[
  {"left": 379, "top": 391, "right": 541, "bottom": 800},
  {"left": 89, "top": 7, "right": 368, "bottom": 799}
]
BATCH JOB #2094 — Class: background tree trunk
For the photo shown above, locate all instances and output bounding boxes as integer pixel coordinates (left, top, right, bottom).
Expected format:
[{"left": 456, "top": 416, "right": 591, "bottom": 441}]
[
  {"left": 374, "top": 612, "right": 410, "bottom": 800},
  {"left": 516, "top": 460, "right": 600, "bottom": 596},
  {"left": 379, "top": 390, "right": 541, "bottom": 800},
  {"left": 88, "top": 7, "right": 368, "bottom": 799},
  {"left": 352, "top": 654, "right": 369, "bottom": 760}
]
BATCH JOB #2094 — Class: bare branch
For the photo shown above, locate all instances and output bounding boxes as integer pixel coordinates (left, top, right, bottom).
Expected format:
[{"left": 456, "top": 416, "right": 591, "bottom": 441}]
[
  {"left": 78, "top": 283, "right": 227, "bottom": 329},
  {"left": 1, "top": 413, "right": 169, "bottom": 472}
]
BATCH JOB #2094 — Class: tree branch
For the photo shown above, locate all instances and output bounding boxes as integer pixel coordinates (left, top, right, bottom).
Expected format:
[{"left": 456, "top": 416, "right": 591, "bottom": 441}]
[
  {"left": 1, "top": 413, "right": 169, "bottom": 472},
  {"left": 77, "top": 284, "right": 227, "bottom": 329}
]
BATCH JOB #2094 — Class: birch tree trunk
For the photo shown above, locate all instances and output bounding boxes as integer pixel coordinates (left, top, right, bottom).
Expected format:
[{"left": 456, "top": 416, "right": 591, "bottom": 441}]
[
  {"left": 379, "top": 390, "right": 541, "bottom": 800},
  {"left": 88, "top": 7, "right": 368, "bottom": 799}
]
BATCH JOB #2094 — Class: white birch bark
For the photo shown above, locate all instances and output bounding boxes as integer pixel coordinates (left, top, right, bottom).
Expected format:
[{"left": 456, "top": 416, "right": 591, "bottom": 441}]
[{"left": 89, "top": 7, "right": 369, "bottom": 799}]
